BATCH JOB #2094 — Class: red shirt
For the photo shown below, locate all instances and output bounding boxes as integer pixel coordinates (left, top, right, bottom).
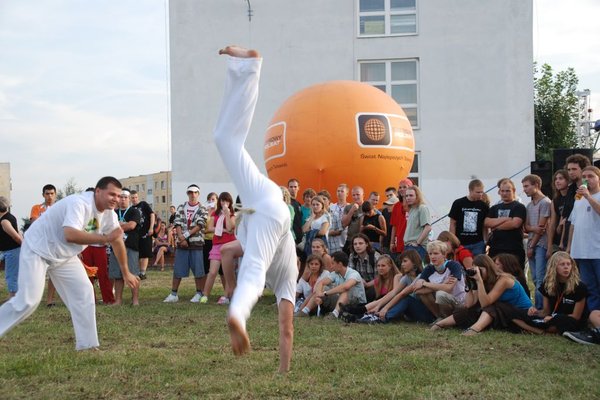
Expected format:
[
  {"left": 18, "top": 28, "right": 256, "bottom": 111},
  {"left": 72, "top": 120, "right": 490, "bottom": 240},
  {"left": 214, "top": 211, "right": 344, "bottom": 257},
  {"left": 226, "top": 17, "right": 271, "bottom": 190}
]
[
  {"left": 211, "top": 211, "right": 236, "bottom": 245},
  {"left": 390, "top": 202, "right": 407, "bottom": 253}
]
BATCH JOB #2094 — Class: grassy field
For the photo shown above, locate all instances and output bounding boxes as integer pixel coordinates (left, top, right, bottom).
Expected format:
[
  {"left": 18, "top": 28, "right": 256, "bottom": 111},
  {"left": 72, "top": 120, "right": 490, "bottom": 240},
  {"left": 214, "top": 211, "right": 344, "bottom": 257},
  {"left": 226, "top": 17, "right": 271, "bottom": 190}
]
[{"left": 0, "top": 268, "right": 599, "bottom": 400}]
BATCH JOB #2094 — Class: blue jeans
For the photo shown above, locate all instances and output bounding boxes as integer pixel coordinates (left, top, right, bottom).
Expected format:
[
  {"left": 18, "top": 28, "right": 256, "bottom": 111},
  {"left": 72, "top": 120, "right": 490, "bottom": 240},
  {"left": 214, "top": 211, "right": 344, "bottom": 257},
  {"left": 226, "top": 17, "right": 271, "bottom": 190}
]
[
  {"left": 576, "top": 258, "right": 600, "bottom": 311},
  {"left": 529, "top": 245, "right": 548, "bottom": 310},
  {"left": 385, "top": 295, "right": 435, "bottom": 323},
  {"left": 464, "top": 241, "right": 486, "bottom": 256},
  {"left": 404, "top": 244, "right": 427, "bottom": 262},
  {"left": 4, "top": 247, "right": 20, "bottom": 293}
]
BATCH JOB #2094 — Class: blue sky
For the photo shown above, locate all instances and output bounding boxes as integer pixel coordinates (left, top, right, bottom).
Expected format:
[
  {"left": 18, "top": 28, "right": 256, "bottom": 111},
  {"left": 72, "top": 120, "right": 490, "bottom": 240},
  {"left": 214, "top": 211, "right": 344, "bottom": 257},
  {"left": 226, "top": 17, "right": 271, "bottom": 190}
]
[{"left": 1, "top": 0, "right": 599, "bottom": 222}]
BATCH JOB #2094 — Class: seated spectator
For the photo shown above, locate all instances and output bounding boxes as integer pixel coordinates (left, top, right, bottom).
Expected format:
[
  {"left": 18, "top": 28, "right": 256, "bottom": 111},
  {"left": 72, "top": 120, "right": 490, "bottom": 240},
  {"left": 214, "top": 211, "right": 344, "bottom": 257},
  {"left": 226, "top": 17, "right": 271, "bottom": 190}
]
[
  {"left": 493, "top": 253, "right": 531, "bottom": 299},
  {"left": 152, "top": 221, "right": 171, "bottom": 271},
  {"left": 371, "top": 250, "right": 435, "bottom": 324},
  {"left": 359, "top": 201, "right": 387, "bottom": 251},
  {"left": 301, "top": 195, "right": 330, "bottom": 256},
  {"left": 413, "top": 241, "right": 466, "bottom": 318},
  {"left": 563, "top": 310, "right": 600, "bottom": 345},
  {"left": 437, "top": 230, "right": 474, "bottom": 269},
  {"left": 514, "top": 252, "right": 588, "bottom": 335},
  {"left": 299, "top": 251, "right": 366, "bottom": 319},
  {"left": 431, "top": 254, "right": 532, "bottom": 335},
  {"left": 295, "top": 254, "right": 329, "bottom": 314},
  {"left": 347, "top": 233, "right": 382, "bottom": 302}
]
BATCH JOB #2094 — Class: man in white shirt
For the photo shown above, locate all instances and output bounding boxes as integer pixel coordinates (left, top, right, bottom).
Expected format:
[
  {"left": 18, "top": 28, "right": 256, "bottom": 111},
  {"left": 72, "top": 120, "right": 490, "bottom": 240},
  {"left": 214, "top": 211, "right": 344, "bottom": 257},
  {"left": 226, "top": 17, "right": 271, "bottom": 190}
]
[{"left": 0, "top": 176, "right": 139, "bottom": 350}]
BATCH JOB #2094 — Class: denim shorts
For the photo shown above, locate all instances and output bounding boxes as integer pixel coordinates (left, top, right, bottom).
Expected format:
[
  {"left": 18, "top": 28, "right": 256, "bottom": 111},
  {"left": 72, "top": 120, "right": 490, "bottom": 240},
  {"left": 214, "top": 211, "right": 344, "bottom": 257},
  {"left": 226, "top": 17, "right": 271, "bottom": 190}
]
[{"left": 173, "top": 248, "right": 205, "bottom": 279}]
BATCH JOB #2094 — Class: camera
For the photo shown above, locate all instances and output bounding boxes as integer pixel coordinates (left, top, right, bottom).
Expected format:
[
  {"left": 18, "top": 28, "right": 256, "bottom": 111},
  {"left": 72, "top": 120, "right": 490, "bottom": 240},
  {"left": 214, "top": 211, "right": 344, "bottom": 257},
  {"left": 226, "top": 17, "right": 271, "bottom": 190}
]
[{"left": 465, "top": 269, "right": 477, "bottom": 277}]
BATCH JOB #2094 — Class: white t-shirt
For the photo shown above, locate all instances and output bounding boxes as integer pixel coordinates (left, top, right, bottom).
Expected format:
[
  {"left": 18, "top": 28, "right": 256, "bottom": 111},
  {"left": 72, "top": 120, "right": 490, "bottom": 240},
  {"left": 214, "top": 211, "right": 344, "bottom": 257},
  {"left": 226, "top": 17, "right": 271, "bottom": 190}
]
[
  {"left": 25, "top": 191, "right": 119, "bottom": 263},
  {"left": 569, "top": 191, "right": 600, "bottom": 259}
]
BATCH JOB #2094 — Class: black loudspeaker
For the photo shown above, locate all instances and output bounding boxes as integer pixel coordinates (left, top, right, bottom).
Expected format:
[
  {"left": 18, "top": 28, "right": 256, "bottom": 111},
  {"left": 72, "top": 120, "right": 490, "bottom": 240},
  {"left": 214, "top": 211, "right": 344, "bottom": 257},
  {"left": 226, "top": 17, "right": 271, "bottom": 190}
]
[
  {"left": 553, "top": 148, "right": 594, "bottom": 173},
  {"left": 531, "top": 160, "right": 553, "bottom": 197}
]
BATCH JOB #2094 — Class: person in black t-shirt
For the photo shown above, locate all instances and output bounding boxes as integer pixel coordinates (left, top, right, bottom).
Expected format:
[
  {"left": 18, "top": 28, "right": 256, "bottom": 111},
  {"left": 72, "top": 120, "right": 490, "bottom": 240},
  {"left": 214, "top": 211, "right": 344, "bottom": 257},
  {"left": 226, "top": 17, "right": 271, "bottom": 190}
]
[
  {"left": 130, "top": 190, "right": 155, "bottom": 280},
  {"left": 514, "top": 251, "right": 588, "bottom": 334},
  {"left": 484, "top": 178, "right": 526, "bottom": 268},
  {"left": 449, "top": 179, "right": 489, "bottom": 256}
]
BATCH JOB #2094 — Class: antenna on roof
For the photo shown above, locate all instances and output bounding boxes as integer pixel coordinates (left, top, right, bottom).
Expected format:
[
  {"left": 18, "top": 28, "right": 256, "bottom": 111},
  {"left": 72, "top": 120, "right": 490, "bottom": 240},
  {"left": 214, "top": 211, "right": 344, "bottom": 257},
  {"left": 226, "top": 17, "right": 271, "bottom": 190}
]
[{"left": 246, "top": 0, "right": 253, "bottom": 22}]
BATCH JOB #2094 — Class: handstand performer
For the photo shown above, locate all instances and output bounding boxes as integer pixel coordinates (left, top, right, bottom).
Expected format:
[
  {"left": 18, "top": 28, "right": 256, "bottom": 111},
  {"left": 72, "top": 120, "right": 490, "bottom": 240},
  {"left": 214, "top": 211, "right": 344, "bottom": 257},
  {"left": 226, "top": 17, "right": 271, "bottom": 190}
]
[{"left": 214, "top": 45, "right": 298, "bottom": 373}]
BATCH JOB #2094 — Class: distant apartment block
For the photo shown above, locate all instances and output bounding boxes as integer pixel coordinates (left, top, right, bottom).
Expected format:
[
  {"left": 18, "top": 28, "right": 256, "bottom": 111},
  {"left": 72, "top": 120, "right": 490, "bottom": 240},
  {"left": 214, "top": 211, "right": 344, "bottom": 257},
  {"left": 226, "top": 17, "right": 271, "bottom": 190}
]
[{"left": 120, "top": 171, "right": 172, "bottom": 221}]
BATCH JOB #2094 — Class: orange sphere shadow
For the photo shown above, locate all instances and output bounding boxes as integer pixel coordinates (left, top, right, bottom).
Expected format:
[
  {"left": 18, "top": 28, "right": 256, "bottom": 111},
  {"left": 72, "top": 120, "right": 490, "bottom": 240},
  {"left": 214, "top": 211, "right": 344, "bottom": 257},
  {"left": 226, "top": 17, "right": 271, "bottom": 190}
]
[{"left": 264, "top": 81, "right": 414, "bottom": 198}]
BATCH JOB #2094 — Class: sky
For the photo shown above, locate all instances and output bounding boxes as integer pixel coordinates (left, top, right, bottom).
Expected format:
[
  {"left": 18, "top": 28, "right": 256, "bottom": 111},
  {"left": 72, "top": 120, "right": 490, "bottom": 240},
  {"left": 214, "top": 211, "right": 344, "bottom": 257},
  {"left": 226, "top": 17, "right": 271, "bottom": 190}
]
[{"left": 1, "top": 0, "right": 599, "bottom": 223}]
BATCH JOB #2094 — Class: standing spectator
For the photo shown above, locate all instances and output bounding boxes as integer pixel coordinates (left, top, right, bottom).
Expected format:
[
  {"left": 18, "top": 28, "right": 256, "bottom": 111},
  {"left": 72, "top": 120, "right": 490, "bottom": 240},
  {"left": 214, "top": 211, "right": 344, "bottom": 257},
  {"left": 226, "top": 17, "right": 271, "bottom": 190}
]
[
  {"left": 448, "top": 179, "right": 489, "bottom": 256},
  {"left": 0, "top": 197, "right": 22, "bottom": 298},
  {"left": 168, "top": 205, "right": 177, "bottom": 226},
  {"left": 0, "top": 177, "right": 139, "bottom": 350},
  {"left": 380, "top": 188, "right": 398, "bottom": 254},
  {"left": 484, "top": 178, "right": 527, "bottom": 269},
  {"left": 546, "top": 170, "right": 570, "bottom": 257},
  {"left": 29, "top": 184, "right": 58, "bottom": 307},
  {"left": 359, "top": 201, "right": 386, "bottom": 251},
  {"left": 301, "top": 195, "right": 330, "bottom": 256},
  {"left": 368, "top": 191, "right": 381, "bottom": 213},
  {"left": 202, "top": 192, "right": 218, "bottom": 292},
  {"left": 567, "top": 166, "right": 600, "bottom": 311},
  {"left": 108, "top": 189, "right": 141, "bottom": 306},
  {"left": 403, "top": 185, "right": 431, "bottom": 260},
  {"left": 328, "top": 183, "right": 349, "bottom": 254},
  {"left": 341, "top": 186, "right": 365, "bottom": 254},
  {"left": 287, "top": 178, "right": 303, "bottom": 245},
  {"left": 202, "top": 192, "right": 236, "bottom": 304},
  {"left": 561, "top": 154, "right": 591, "bottom": 247},
  {"left": 163, "top": 184, "right": 208, "bottom": 303},
  {"left": 390, "top": 178, "right": 413, "bottom": 257},
  {"left": 130, "top": 190, "right": 155, "bottom": 280},
  {"left": 522, "top": 174, "right": 551, "bottom": 309},
  {"left": 81, "top": 186, "right": 114, "bottom": 305},
  {"left": 300, "top": 188, "right": 317, "bottom": 227}
]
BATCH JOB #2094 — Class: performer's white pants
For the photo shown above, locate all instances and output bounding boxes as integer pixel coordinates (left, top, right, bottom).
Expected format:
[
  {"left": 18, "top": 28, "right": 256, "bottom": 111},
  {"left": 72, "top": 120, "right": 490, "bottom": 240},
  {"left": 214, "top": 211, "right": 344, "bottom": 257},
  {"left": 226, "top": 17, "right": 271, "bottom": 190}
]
[
  {"left": 0, "top": 241, "right": 99, "bottom": 350},
  {"left": 213, "top": 56, "right": 298, "bottom": 328}
]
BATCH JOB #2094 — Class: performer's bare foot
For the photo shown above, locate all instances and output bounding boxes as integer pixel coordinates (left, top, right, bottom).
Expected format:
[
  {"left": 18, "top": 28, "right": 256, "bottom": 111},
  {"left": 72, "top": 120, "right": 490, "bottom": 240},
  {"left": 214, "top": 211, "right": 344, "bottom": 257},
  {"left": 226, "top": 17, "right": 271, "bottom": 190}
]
[
  {"left": 219, "top": 45, "right": 260, "bottom": 59},
  {"left": 227, "top": 315, "right": 251, "bottom": 356}
]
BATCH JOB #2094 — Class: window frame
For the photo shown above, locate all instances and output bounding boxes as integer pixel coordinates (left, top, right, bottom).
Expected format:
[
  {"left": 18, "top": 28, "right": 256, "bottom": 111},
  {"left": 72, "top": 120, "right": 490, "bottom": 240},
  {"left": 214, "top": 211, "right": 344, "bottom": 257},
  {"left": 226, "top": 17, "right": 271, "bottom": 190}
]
[
  {"left": 358, "top": 0, "right": 418, "bottom": 38},
  {"left": 358, "top": 58, "right": 420, "bottom": 129}
]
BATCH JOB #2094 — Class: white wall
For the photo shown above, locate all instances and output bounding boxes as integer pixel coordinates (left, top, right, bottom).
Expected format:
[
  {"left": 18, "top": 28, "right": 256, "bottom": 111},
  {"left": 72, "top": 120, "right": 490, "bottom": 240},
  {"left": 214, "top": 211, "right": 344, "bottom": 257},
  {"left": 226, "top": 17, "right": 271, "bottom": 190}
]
[{"left": 169, "top": 0, "right": 534, "bottom": 223}]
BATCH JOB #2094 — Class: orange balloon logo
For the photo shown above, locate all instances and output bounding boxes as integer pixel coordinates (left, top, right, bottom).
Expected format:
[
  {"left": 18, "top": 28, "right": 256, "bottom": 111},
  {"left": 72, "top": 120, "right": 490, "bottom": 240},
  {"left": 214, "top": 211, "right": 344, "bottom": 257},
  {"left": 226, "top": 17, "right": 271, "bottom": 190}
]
[{"left": 264, "top": 81, "right": 414, "bottom": 197}]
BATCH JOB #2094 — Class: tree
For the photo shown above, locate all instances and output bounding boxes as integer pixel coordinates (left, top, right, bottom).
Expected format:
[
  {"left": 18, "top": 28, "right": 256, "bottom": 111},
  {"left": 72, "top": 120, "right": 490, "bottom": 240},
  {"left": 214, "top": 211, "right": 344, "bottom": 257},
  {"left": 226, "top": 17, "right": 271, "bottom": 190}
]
[
  {"left": 56, "top": 177, "right": 82, "bottom": 200},
  {"left": 533, "top": 63, "right": 579, "bottom": 161}
]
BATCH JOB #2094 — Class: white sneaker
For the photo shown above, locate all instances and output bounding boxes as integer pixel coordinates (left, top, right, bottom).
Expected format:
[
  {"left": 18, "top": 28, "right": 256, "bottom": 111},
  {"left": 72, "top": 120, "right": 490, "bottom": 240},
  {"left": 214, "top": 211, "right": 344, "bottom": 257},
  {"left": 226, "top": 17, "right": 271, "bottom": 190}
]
[
  {"left": 190, "top": 293, "right": 203, "bottom": 303},
  {"left": 217, "top": 296, "right": 230, "bottom": 305},
  {"left": 163, "top": 293, "right": 179, "bottom": 303}
]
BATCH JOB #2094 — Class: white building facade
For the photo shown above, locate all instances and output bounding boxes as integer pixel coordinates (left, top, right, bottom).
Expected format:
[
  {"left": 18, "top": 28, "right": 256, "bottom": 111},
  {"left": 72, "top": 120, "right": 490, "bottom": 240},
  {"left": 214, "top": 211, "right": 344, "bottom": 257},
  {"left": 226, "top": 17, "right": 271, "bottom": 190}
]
[{"left": 169, "top": 0, "right": 534, "bottom": 229}]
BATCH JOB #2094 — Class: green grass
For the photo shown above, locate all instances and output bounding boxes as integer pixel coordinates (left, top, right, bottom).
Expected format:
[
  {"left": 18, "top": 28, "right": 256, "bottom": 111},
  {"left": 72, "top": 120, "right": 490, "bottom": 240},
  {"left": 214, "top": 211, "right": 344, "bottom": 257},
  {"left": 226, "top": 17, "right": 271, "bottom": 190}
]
[{"left": 0, "top": 269, "right": 599, "bottom": 399}]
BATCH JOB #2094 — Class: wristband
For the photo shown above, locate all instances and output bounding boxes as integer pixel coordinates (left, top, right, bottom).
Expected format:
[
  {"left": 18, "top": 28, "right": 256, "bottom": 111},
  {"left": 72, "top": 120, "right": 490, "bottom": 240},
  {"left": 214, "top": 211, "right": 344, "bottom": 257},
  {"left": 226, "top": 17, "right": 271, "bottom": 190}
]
[{"left": 183, "top": 232, "right": 190, "bottom": 239}]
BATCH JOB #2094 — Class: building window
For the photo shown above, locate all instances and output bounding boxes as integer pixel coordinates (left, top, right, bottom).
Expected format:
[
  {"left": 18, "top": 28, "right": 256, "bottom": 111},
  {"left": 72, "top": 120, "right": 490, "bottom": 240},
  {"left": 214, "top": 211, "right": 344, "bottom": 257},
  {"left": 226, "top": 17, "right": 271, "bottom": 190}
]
[
  {"left": 148, "top": 189, "right": 153, "bottom": 195},
  {"left": 359, "top": 59, "right": 419, "bottom": 127},
  {"left": 135, "top": 185, "right": 139, "bottom": 192},
  {"left": 409, "top": 151, "right": 420, "bottom": 187},
  {"left": 162, "top": 195, "right": 166, "bottom": 203},
  {"left": 155, "top": 196, "right": 159, "bottom": 204},
  {"left": 161, "top": 180, "right": 165, "bottom": 190},
  {"left": 142, "top": 184, "right": 145, "bottom": 191},
  {"left": 358, "top": 0, "right": 417, "bottom": 37}
]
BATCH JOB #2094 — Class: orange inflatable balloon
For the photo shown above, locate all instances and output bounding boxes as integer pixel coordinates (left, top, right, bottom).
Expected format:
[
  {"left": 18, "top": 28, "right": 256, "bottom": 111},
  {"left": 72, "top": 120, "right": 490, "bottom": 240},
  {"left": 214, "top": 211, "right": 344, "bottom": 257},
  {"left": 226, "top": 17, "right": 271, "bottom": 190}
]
[{"left": 264, "top": 81, "right": 415, "bottom": 198}]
